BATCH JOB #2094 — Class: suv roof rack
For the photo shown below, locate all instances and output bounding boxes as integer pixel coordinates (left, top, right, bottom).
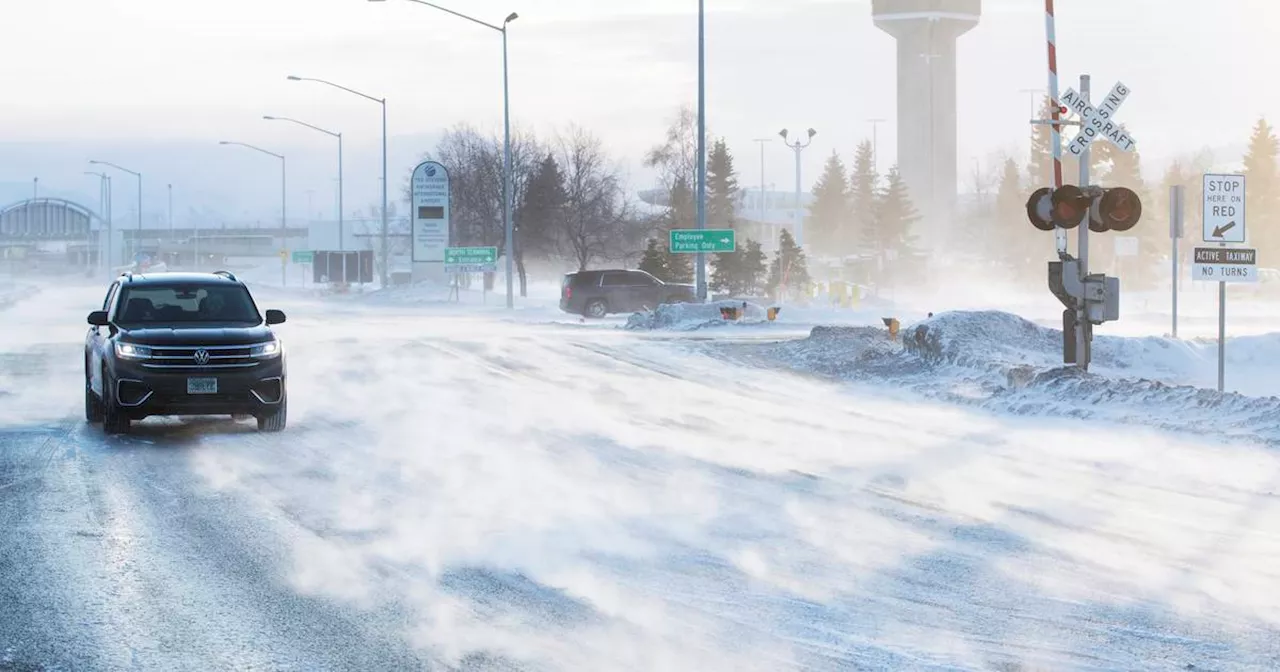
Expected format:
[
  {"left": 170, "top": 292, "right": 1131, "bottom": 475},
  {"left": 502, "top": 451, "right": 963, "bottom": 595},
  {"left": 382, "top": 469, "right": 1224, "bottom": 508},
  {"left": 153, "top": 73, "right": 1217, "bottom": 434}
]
[
  {"left": 212, "top": 270, "right": 238, "bottom": 282},
  {"left": 118, "top": 271, "right": 133, "bottom": 280}
]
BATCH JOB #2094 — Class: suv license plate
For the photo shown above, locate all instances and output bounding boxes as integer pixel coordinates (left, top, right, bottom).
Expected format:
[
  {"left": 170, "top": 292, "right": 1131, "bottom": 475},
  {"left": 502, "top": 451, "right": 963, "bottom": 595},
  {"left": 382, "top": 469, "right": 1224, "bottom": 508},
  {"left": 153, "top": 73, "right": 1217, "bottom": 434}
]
[{"left": 187, "top": 377, "right": 218, "bottom": 395}]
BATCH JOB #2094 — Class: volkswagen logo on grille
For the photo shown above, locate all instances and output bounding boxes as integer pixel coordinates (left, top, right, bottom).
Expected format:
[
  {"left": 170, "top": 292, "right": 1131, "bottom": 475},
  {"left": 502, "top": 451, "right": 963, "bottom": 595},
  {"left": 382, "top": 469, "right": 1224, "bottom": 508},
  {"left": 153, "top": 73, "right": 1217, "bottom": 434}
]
[{"left": 193, "top": 349, "right": 211, "bottom": 365}]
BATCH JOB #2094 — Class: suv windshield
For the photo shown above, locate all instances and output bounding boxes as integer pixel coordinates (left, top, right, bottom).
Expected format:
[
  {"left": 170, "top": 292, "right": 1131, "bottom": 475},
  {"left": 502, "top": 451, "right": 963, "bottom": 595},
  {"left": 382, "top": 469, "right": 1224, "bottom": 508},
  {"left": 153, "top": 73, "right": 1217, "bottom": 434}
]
[{"left": 115, "top": 284, "right": 261, "bottom": 326}]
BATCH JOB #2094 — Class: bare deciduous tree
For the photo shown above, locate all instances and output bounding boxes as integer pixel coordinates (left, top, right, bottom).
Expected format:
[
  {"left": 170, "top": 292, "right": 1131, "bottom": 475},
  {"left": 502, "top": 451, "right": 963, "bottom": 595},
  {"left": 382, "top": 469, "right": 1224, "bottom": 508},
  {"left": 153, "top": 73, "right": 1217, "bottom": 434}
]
[{"left": 556, "top": 125, "right": 631, "bottom": 271}]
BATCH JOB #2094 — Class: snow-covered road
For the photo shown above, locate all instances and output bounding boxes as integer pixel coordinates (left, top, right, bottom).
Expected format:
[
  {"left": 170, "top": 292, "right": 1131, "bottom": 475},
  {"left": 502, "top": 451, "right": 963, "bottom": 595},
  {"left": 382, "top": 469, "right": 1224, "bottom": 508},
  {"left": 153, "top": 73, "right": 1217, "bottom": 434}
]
[{"left": 2, "top": 283, "right": 1278, "bottom": 671}]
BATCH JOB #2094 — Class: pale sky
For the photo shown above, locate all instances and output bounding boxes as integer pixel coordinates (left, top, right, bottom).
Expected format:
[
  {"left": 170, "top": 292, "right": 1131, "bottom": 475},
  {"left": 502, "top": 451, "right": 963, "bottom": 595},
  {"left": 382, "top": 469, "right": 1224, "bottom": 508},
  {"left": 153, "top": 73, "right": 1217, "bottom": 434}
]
[{"left": 2, "top": 0, "right": 1277, "bottom": 220}]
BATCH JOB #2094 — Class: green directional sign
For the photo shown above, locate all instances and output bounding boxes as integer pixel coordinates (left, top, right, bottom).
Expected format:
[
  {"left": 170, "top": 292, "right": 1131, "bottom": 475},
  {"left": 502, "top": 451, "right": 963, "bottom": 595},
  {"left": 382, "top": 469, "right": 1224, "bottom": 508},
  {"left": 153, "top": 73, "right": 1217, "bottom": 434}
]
[
  {"left": 291, "top": 250, "right": 314, "bottom": 264},
  {"left": 669, "top": 229, "right": 735, "bottom": 253},
  {"left": 444, "top": 246, "right": 499, "bottom": 273}
]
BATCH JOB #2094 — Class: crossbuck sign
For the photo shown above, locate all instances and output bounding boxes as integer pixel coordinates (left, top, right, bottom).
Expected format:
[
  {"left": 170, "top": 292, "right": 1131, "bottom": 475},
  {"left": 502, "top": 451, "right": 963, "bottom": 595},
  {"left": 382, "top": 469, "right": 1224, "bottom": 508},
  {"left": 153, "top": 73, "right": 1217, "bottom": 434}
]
[{"left": 1060, "top": 81, "right": 1136, "bottom": 157}]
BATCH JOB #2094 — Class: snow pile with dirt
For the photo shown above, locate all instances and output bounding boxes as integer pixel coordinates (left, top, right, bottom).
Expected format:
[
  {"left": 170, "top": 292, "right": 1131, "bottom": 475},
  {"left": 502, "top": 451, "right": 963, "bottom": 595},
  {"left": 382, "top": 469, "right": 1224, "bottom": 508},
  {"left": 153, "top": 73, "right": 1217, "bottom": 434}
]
[
  {"left": 625, "top": 300, "right": 771, "bottom": 331},
  {"left": 711, "top": 310, "right": 1280, "bottom": 445}
]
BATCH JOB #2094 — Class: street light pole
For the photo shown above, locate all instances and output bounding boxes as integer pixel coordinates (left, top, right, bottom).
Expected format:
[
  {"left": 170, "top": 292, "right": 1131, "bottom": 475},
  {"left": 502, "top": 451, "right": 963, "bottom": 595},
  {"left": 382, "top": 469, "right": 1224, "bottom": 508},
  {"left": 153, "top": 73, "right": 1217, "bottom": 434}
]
[
  {"left": 752, "top": 138, "right": 771, "bottom": 233},
  {"left": 367, "top": 0, "right": 519, "bottom": 307},
  {"left": 85, "top": 171, "right": 110, "bottom": 270},
  {"left": 220, "top": 141, "right": 287, "bottom": 287},
  {"left": 695, "top": 0, "right": 707, "bottom": 302},
  {"left": 264, "top": 115, "right": 344, "bottom": 253},
  {"left": 89, "top": 160, "right": 142, "bottom": 267},
  {"left": 866, "top": 118, "right": 886, "bottom": 175},
  {"left": 778, "top": 128, "right": 816, "bottom": 247},
  {"left": 287, "top": 76, "right": 385, "bottom": 285}
]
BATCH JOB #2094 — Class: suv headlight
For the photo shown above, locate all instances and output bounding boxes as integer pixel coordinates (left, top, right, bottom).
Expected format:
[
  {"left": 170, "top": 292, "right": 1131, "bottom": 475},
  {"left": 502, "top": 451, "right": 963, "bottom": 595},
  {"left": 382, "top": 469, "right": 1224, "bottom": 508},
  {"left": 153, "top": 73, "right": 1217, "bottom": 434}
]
[
  {"left": 250, "top": 341, "right": 282, "bottom": 358},
  {"left": 115, "top": 342, "right": 152, "bottom": 359}
]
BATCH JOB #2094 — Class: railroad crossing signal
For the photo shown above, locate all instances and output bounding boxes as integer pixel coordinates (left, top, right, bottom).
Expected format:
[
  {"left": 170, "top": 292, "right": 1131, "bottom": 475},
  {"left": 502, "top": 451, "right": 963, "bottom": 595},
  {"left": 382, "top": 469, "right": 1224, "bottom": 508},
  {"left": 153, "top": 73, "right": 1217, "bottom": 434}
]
[
  {"left": 1059, "top": 81, "right": 1136, "bottom": 156},
  {"left": 1026, "top": 185, "right": 1143, "bottom": 233}
]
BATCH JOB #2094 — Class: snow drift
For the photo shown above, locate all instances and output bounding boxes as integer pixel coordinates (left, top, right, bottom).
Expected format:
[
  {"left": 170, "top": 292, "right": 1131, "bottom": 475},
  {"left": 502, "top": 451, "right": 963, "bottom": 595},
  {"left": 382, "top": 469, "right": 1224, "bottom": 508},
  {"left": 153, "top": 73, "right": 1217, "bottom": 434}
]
[
  {"left": 625, "top": 300, "right": 771, "bottom": 331},
  {"left": 712, "top": 310, "right": 1280, "bottom": 445}
]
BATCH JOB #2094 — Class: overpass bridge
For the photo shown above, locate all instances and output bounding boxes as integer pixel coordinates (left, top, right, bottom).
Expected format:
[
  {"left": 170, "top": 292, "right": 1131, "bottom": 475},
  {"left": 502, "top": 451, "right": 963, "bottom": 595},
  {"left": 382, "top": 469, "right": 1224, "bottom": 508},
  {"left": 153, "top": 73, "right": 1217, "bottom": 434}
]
[{"left": 0, "top": 197, "right": 312, "bottom": 267}]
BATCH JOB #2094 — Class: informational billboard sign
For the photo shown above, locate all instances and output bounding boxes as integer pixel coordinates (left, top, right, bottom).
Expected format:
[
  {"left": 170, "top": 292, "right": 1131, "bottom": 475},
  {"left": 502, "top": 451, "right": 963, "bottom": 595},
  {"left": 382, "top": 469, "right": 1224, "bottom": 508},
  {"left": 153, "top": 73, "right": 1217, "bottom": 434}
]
[{"left": 411, "top": 161, "right": 451, "bottom": 262}]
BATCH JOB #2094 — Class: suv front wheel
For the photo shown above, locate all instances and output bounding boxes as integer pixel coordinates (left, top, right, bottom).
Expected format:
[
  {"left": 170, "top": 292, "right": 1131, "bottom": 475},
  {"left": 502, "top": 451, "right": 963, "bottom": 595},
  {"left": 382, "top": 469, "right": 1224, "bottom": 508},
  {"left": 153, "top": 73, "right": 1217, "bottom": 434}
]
[
  {"left": 85, "top": 379, "right": 103, "bottom": 423},
  {"left": 101, "top": 369, "right": 131, "bottom": 435},
  {"left": 257, "top": 392, "right": 288, "bottom": 432}
]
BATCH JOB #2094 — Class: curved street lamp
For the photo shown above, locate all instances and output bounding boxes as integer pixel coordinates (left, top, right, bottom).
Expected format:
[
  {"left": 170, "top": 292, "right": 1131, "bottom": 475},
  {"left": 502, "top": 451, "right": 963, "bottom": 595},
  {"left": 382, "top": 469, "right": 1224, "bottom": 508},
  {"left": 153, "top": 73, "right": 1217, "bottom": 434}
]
[
  {"left": 367, "top": 0, "right": 519, "bottom": 307},
  {"left": 88, "top": 160, "right": 142, "bottom": 265},
  {"left": 220, "top": 141, "right": 287, "bottom": 287},
  {"left": 264, "top": 115, "right": 344, "bottom": 252},
  {"left": 287, "top": 76, "right": 386, "bottom": 286}
]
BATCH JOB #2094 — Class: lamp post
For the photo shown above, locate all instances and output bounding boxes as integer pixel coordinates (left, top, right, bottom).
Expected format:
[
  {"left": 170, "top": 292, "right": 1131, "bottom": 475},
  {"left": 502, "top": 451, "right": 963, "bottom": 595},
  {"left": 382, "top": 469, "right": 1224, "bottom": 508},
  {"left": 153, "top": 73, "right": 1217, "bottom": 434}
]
[
  {"left": 866, "top": 119, "right": 887, "bottom": 175},
  {"left": 695, "top": 0, "right": 707, "bottom": 301},
  {"left": 752, "top": 138, "right": 770, "bottom": 236},
  {"left": 778, "top": 128, "right": 816, "bottom": 247},
  {"left": 88, "top": 160, "right": 141, "bottom": 266},
  {"left": 85, "top": 171, "right": 111, "bottom": 270},
  {"left": 220, "top": 141, "right": 287, "bottom": 287},
  {"left": 168, "top": 183, "right": 174, "bottom": 240},
  {"left": 287, "top": 76, "right": 384, "bottom": 286},
  {"left": 264, "top": 115, "right": 344, "bottom": 253},
  {"left": 367, "top": 0, "right": 519, "bottom": 308}
]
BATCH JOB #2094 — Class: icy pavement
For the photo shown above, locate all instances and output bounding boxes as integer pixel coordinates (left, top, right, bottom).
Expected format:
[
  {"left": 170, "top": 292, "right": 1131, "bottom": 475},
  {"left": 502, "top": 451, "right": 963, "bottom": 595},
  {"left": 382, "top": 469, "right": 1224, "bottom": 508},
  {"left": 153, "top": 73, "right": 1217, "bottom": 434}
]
[{"left": 1, "top": 284, "right": 1278, "bottom": 670}]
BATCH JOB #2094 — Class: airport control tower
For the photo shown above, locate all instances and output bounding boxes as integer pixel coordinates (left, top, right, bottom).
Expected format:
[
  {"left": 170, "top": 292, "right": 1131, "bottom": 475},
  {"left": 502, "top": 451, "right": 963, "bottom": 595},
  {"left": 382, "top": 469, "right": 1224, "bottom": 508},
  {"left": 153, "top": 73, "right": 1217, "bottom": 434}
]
[{"left": 873, "top": 0, "right": 980, "bottom": 242}]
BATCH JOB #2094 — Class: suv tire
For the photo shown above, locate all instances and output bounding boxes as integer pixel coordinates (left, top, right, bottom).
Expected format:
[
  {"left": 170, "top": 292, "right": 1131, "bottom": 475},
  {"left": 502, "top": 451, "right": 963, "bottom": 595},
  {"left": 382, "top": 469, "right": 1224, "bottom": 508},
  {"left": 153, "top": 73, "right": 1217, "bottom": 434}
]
[
  {"left": 85, "top": 379, "right": 104, "bottom": 423},
  {"left": 101, "top": 371, "right": 131, "bottom": 435},
  {"left": 584, "top": 299, "right": 608, "bottom": 319},
  {"left": 257, "top": 392, "right": 287, "bottom": 433}
]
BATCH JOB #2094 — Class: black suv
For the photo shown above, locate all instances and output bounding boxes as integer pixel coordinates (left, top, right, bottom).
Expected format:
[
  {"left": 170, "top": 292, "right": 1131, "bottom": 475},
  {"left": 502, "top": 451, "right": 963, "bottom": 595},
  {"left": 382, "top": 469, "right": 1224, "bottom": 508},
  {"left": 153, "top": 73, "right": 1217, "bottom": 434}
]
[
  {"left": 559, "top": 269, "right": 698, "bottom": 317},
  {"left": 84, "top": 271, "right": 289, "bottom": 434}
]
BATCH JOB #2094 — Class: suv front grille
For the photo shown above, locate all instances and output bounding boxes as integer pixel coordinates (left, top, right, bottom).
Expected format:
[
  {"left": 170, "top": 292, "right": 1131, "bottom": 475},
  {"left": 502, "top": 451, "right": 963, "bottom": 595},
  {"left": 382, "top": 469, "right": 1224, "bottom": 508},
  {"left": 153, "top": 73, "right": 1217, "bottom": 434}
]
[{"left": 141, "top": 345, "right": 259, "bottom": 370}]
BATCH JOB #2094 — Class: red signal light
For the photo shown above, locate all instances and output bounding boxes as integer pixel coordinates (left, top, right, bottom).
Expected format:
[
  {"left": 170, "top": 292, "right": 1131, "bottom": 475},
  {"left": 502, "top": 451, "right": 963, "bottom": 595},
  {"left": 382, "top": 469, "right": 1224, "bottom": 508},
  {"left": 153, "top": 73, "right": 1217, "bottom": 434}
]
[
  {"left": 1025, "top": 187, "right": 1056, "bottom": 231},
  {"left": 1049, "top": 185, "right": 1087, "bottom": 229},
  {"left": 1098, "top": 187, "right": 1142, "bottom": 232}
]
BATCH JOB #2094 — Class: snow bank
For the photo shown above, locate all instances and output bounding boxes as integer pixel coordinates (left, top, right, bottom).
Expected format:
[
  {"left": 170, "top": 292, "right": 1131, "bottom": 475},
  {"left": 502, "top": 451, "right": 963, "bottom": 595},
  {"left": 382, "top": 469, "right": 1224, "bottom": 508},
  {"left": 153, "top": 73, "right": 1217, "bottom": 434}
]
[
  {"left": 0, "top": 283, "right": 38, "bottom": 311},
  {"left": 625, "top": 300, "right": 771, "bottom": 331},
  {"left": 715, "top": 310, "right": 1280, "bottom": 445}
]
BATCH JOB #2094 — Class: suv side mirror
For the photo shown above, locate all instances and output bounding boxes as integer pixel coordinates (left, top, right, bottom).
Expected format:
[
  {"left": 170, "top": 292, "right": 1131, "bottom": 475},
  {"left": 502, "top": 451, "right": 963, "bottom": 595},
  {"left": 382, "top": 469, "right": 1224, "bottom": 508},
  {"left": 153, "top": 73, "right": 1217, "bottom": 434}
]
[
  {"left": 265, "top": 309, "right": 287, "bottom": 325},
  {"left": 87, "top": 310, "right": 109, "bottom": 326}
]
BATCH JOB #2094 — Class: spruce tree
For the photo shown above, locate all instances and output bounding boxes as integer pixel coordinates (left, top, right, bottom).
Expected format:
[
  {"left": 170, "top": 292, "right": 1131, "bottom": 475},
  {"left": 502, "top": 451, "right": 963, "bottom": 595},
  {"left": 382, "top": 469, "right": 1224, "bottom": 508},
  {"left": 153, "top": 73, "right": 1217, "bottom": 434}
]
[
  {"left": 710, "top": 248, "right": 742, "bottom": 294},
  {"left": 766, "top": 229, "right": 812, "bottom": 301},
  {"left": 517, "top": 154, "right": 569, "bottom": 294},
  {"left": 741, "top": 238, "right": 768, "bottom": 295},
  {"left": 848, "top": 140, "right": 879, "bottom": 255},
  {"left": 664, "top": 178, "right": 695, "bottom": 282},
  {"left": 707, "top": 139, "right": 739, "bottom": 229},
  {"left": 807, "top": 151, "right": 851, "bottom": 256},
  {"left": 638, "top": 238, "right": 670, "bottom": 281},
  {"left": 873, "top": 166, "right": 922, "bottom": 286},
  {"left": 1243, "top": 117, "right": 1280, "bottom": 258}
]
